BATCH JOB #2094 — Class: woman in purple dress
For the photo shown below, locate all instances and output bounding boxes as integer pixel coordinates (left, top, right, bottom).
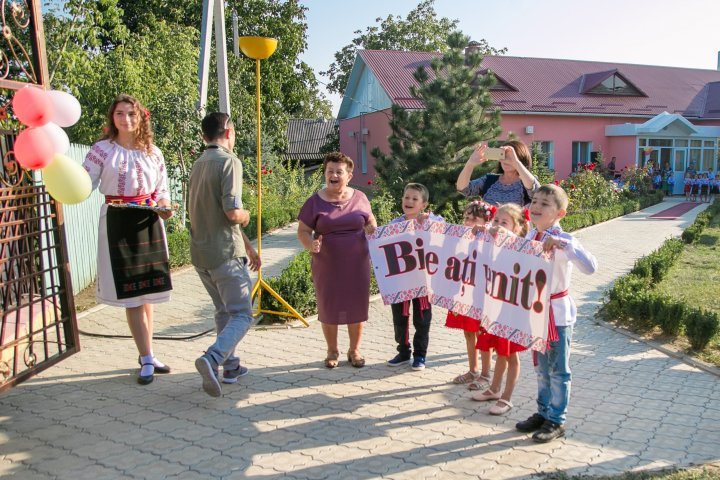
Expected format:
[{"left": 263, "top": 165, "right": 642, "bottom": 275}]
[{"left": 298, "top": 152, "right": 377, "bottom": 368}]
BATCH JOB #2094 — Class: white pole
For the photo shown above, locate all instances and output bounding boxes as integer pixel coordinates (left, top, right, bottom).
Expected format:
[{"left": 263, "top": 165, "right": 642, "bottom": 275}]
[
  {"left": 214, "top": 0, "right": 231, "bottom": 114},
  {"left": 232, "top": 10, "right": 239, "bottom": 57},
  {"left": 197, "top": 0, "right": 214, "bottom": 116}
]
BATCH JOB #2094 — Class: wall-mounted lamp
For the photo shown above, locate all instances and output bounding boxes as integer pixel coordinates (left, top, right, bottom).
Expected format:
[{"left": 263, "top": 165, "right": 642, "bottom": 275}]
[{"left": 525, "top": 126, "right": 534, "bottom": 134}]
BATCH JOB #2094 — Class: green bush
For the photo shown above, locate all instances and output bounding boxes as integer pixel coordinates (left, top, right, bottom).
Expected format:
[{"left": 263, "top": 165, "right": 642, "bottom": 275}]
[
  {"left": 681, "top": 205, "right": 720, "bottom": 244},
  {"left": 560, "top": 166, "right": 620, "bottom": 214},
  {"left": 685, "top": 309, "right": 720, "bottom": 351},
  {"left": 605, "top": 274, "right": 650, "bottom": 318},
  {"left": 262, "top": 251, "right": 317, "bottom": 318},
  {"left": 167, "top": 228, "right": 191, "bottom": 269},
  {"left": 655, "top": 299, "right": 686, "bottom": 336},
  {"left": 622, "top": 289, "right": 661, "bottom": 331},
  {"left": 244, "top": 160, "right": 323, "bottom": 240},
  {"left": 561, "top": 193, "right": 662, "bottom": 232},
  {"left": 631, "top": 239, "right": 683, "bottom": 283},
  {"left": 369, "top": 189, "right": 401, "bottom": 226}
]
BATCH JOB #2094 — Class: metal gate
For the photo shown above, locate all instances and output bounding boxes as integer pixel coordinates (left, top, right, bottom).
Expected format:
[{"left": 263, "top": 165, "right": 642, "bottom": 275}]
[{"left": 0, "top": 0, "right": 80, "bottom": 393}]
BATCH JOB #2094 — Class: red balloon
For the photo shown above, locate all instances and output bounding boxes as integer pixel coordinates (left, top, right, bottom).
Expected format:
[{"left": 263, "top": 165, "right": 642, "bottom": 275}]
[
  {"left": 14, "top": 127, "right": 55, "bottom": 170},
  {"left": 12, "top": 86, "right": 54, "bottom": 127}
]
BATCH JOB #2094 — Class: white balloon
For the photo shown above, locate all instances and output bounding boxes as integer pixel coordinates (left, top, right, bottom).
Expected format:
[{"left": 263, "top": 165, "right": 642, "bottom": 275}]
[
  {"left": 39, "top": 122, "right": 70, "bottom": 154},
  {"left": 47, "top": 90, "right": 81, "bottom": 127}
]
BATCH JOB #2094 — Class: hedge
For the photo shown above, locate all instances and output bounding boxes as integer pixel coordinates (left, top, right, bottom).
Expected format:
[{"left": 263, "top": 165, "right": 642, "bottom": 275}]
[{"left": 603, "top": 199, "right": 720, "bottom": 351}]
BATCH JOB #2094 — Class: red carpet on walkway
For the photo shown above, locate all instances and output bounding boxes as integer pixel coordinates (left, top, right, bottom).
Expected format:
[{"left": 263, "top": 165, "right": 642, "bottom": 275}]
[{"left": 649, "top": 202, "right": 699, "bottom": 219}]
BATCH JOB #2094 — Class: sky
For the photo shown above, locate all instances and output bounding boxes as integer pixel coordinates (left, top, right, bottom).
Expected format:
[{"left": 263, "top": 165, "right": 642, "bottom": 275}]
[{"left": 298, "top": 0, "right": 720, "bottom": 116}]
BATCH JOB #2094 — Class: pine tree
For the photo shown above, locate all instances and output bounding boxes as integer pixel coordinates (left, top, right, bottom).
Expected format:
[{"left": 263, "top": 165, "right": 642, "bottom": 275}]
[{"left": 372, "top": 31, "right": 502, "bottom": 209}]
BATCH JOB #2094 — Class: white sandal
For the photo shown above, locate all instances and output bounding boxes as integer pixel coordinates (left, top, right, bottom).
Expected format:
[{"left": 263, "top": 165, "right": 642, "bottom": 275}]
[
  {"left": 488, "top": 399, "right": 513, "bottom": 415},
  {"left": 453, "top": 370, "right": 479, "bottom": 384},
  {"left": 467, "top": 375, "right": 490, "bottom": 391},
  {"left": 471, "top": 388, "right": 500, "bottom": 402}
]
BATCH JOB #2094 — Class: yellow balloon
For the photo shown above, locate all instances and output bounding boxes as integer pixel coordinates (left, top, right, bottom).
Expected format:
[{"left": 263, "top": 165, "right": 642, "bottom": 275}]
[{"left": 42, "top": 153, "right": 92, "bottom": 204}]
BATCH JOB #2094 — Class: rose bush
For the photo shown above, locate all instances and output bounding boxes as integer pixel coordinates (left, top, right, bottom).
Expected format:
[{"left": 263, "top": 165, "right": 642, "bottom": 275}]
[{"left": 558, "top": 163, "right": 620, "bottom": 214}]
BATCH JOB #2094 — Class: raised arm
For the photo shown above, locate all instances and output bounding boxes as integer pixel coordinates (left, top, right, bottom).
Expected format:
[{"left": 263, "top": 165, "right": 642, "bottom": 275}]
[{"left": 456, "top": 143, "right": 488, "bottom": 192}]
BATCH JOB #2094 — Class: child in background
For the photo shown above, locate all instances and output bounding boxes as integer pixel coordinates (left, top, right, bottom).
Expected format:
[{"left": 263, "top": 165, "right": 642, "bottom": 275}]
[
  {"left": 515, "top": 184, "right": 597, "bottom": 443},
  {"left": 684, "top": 173, "right": 692, "bottom": 202},
  {"left": 652, "top": 172, "right": 662, "bottom": 192},
  {"left": 691, "top": 174, "right": 700, "bottom": 202},
  {"left": 700, "top": 173, "right": 710, "bottom": 203},
  {"left": 447, "top": 200, "right": 497, "bottom": 390},
  {"left": 386, "top": 183, "right": 443, "bottom": 371},
  {"left": 665, "top": 171, "right": 675, "bottom": 196},
  {"left": 471, "top": 203, "right": 530, "bottom": 415}
]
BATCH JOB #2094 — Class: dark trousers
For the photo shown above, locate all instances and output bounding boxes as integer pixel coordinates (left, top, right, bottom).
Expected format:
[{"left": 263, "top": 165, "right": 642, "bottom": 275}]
[{"left": 391, "top": 299, "right": 432, "bottom": 358}]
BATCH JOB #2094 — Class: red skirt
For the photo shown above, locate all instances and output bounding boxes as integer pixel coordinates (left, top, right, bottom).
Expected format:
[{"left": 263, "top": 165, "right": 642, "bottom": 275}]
[
  {"left": 445, "top": 311, "right": 480, "bottom": 332},
  {"left": 476, "top": 333, "right": 526, "bottom": 357}
]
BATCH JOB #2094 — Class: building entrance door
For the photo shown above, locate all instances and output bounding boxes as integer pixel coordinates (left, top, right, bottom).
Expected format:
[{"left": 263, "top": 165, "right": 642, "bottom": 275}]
[{"left": 672, "top": 149, "right": 687, "bottom": 195}]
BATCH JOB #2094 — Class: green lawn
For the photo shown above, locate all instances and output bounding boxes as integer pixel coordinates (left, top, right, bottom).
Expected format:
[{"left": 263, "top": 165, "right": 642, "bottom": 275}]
[{"left": 657, "top": 213, "right": 720, "bottom": 366}]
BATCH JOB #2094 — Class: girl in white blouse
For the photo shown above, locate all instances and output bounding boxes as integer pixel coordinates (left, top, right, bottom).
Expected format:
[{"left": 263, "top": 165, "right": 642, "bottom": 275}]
[{"left": 83, "top": 94, "right": 174, "bottom": 385}]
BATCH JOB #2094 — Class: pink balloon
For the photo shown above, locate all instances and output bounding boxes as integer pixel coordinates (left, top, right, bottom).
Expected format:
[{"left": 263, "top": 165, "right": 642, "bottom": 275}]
[
  {"left": 39, "top": 122, "right": 70, "bottom": 154},
  {"left": 12, "top": 86, "right": 54, "bottom": 127},
  {"left": 47, "top": 90, "right": 82, "bottom": 127},
  {"left": 14, "top": 127, "right": 55, "bottom": 170}
]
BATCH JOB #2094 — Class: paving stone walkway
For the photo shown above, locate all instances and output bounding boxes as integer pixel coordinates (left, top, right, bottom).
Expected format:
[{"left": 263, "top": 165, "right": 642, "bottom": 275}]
[{"left": 1, "top": 198, "right": 719, "bottom": 479}]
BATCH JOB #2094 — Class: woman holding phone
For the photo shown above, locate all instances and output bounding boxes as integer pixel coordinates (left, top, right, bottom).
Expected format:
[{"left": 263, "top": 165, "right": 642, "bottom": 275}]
[{"left": 456, "top": 140, "right": 539, "bottom": 206}]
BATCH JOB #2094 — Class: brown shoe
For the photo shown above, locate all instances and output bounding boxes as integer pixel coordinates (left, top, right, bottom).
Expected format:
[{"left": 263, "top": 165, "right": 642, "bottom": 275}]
[
  {"left": 347, "top": 350, "right": 365, "bottom": 368},
  {"left": 324, "top": 351, "right": 340, "bottom": 369}
]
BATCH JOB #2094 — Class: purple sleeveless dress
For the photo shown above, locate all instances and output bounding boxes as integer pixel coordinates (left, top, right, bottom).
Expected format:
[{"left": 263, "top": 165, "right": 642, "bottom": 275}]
[{"left": 298, "top": 190, "right": 371, "bottom": 325}]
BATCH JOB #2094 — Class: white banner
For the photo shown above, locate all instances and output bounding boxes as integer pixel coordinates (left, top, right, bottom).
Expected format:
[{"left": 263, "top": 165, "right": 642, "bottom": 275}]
[{"left": 368, "top": 220, "right": 555, "bottom": 352}]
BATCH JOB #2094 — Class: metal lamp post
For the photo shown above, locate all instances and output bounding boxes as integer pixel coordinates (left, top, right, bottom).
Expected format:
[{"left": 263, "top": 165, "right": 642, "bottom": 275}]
[{"left": 238, "top": 36, "right": 308, "bottom": 326}]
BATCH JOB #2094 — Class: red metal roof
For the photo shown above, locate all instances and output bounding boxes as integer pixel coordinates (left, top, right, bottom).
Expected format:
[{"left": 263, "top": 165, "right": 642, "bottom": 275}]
[{"left": 358, "top": 50, "right": 720, "bottom": 119}]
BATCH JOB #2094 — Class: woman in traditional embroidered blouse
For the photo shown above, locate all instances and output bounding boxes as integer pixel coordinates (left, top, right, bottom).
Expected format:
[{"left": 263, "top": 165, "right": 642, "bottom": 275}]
[
  {"left": 82, "top": 94, "right": 174, "bottom": 385},
  {"left": 456, "top": 140, "right": 540, "bottom": 207}
]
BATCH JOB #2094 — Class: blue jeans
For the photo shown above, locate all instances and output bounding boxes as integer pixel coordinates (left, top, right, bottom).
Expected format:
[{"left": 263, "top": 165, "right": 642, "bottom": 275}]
[
  {"left": 195, "top": 257, "right": 254, "bottom": 370},
  {"left": 535, "top": 325, "right": 573, "bottom": 425}
]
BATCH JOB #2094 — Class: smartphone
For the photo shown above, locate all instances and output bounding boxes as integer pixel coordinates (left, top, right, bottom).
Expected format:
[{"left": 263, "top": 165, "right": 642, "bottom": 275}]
[{"left": 485, "top": 147, "right": 505, "bottom": 161}]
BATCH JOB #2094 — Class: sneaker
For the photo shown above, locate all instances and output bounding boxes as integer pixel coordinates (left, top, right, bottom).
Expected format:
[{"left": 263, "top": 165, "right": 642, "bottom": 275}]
[
  {"left": 222, "top": 365, "right": 249, "bottom": 384},
  {"left": 516, "top": 413, "right": 546, "bottom": 432},
  {"left": 195, "top": 355, "right": 221, "bottom": 397},
  {"left": 387, "top": 354, "right": 411, "bottom": 367},
  {"left": 532, "top": 420, "right": 565, "bottom": 443},
  {"left": 411, "top": 356, "right": 426, "bottom": 371}
]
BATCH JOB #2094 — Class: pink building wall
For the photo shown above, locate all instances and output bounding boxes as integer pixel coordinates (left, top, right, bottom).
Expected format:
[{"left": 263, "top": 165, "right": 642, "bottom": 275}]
[
  {"left": 499, "top": 114, "right": 643, "bottom": 178},
  {"left": 339, "top": 110, "right": 392, "bottom": 187},
  {"left": 341, "top": 112, "right": 649, "bottom": 182}
]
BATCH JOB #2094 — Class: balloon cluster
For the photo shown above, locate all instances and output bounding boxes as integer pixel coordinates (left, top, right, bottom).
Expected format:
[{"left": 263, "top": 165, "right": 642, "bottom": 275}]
[{"left": 11, "top": 86, "right": 90, "bottom": 204}]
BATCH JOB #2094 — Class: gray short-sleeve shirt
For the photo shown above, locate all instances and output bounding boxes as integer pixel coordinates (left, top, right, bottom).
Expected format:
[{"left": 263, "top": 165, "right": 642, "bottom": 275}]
[{"left": 189, "top": 145, "right": 247, "bottom": 269}]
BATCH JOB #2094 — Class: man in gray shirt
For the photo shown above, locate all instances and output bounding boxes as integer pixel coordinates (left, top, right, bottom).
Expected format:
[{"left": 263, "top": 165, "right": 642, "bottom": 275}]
[{"left": 189, "top": 112, "right": 260, "bottom": 397}]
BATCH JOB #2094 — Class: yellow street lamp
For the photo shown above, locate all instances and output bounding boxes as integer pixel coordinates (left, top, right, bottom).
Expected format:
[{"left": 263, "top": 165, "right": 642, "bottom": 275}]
[{"left": 238, "top": 36, "right": 308, "bottom": 326}]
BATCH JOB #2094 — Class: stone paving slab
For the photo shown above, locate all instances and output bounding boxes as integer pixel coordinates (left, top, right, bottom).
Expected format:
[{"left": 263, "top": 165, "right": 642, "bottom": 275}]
[{"left": 1, "top": 198, "right": 719, "bottom": 479}]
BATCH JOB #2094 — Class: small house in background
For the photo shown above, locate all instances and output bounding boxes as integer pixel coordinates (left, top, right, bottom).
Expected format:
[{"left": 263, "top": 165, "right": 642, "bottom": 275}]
[
  {"left": 285, "top": 118, "right": 337, "bottom": 169},
  {"left": 338, "top": 49, "right": 720, "bottom": 194}
]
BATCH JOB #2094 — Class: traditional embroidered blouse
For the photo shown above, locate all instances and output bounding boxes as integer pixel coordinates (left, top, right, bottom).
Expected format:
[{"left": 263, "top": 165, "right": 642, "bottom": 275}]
[
  {"left": 82, "top": 139, "right": 170, "bottom": 200},
  {"left": 527, "top": 225, "right": 598, "bottom": 327}
]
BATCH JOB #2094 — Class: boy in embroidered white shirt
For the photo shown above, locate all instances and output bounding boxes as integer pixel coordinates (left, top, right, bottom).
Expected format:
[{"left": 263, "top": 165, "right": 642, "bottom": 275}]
[{"left": 516, "top": 184, "right": 598, "bottom": 443}]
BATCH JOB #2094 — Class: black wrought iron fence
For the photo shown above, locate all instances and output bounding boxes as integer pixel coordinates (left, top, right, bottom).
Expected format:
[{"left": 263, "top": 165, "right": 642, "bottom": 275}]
[{"left": 0, "top": 131, "right": 79, "bottom": 392}]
